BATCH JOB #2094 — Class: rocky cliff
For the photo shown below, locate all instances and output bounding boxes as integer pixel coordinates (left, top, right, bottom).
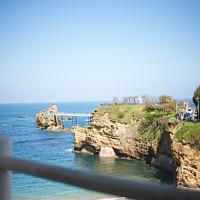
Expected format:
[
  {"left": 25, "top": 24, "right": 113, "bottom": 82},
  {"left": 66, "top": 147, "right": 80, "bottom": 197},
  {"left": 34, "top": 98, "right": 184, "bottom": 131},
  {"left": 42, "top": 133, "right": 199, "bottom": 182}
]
[
  {"left": 74, "top": 111, "right": 148, "bottom": 160},
  {"left": 36, "top": 103, "right": 64, "bottom": 131},
  {"left": 173, "top": 143, "right": 200, "bottom": 188},
  {"left": 73, "top": 105, "right": 200, "bottom": 190},
  {"left": 153, "top": 119, "right": 200, "bottom": 189}
]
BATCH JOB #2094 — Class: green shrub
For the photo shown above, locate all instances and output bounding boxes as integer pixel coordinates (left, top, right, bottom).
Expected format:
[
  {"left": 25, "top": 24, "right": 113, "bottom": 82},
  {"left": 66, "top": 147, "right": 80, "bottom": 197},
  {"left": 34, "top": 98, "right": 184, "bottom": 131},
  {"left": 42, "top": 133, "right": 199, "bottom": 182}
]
[
  {"left": 145, "top": 102, "right": 176, "bottom": 113},
  {"left": 175, "top": 122, "right": 200, "bottom": 145},
  {"left": 145, "top": 104, "right": 157, "bottom": 112},
  {"left": 193, "top": 85, "right": 200, "bottom": 107},
  {"left": 144, "top": 113, "right": 164, "bottom": 123},
  {"left": 137, "top": 115, "right": 169, "bottom": 144},
  {"left": 117, "top": 111, "right": 125, "bottom": 119}
]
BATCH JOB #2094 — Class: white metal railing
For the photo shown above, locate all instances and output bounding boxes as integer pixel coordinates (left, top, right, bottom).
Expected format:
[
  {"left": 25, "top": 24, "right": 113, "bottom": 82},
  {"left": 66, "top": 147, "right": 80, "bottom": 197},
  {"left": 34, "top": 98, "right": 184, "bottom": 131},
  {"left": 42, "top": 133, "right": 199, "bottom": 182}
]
[{"left": 0, "top": 134, "right": 200, "bottom": 200}]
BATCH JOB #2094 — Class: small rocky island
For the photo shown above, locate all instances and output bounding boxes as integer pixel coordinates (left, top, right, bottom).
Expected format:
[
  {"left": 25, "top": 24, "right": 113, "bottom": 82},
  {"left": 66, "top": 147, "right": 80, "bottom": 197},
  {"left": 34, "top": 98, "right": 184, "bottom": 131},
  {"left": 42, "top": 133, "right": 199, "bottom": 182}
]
[
  {"left": 73, "top": 97, "right": 200, "bottom": 190},
  {"left": 36, "top": 102, "right": 64, "bottom": 131}
]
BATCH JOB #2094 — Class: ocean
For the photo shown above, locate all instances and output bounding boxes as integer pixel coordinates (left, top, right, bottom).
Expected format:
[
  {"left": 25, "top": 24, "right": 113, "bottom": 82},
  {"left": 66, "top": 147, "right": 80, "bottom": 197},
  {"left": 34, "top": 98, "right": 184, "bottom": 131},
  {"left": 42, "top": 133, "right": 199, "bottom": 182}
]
[{"left": 0, "top": 102, "right": 172, "bottom": 200}]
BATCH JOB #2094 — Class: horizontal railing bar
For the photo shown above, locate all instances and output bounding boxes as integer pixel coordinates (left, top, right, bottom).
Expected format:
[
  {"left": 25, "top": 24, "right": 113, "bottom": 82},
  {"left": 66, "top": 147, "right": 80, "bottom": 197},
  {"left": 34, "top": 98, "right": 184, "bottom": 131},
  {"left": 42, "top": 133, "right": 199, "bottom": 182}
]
[{"left": 0, "top": 156, "right": 200, "bottom": 200}]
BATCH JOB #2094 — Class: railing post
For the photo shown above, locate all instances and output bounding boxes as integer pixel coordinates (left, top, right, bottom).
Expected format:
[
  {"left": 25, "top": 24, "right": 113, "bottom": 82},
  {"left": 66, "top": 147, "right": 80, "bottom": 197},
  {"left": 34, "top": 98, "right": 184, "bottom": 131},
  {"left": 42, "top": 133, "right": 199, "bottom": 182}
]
[{"left": 0, "top": 134, "right": 12, "bottom": 200}]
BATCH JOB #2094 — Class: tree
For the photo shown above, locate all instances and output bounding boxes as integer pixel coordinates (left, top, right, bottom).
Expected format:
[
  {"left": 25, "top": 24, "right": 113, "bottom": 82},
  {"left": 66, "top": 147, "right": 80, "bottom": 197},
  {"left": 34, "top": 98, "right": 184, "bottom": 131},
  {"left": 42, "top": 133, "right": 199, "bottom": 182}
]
[
  {"left": 193, "top": 85, "right": 200, "bottom": 107},
  {"left": 142, "top": 95, "right": 153, "bottom": 105},
  {"left": 122, "top": 97, "right": 127, "bottom": 104},
  {"left": 112, "top": 96, "right": 118, "bottom": 105},
  {"left": 132, "top": 96, "right": 138, "bottom": 104},
  {"left": 159, "top": 95, "right": 174, "bottom": 104}
]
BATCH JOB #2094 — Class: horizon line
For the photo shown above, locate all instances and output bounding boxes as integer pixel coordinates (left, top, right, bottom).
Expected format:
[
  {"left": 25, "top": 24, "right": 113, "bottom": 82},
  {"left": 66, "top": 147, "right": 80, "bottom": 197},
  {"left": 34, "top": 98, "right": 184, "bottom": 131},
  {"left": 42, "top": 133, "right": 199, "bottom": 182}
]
[
  {"left": 0, "top": 97, "right": 193, "bottom": 104},
  {"left": 0, "top": 100, "right": 111, "bottom": 104}
]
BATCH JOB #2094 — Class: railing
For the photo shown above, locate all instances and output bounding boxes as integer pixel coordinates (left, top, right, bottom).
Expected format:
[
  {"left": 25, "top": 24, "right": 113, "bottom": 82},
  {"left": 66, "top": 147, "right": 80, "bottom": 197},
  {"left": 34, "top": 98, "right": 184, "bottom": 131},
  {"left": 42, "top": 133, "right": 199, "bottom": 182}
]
[{"left": 0, "top": 134, "right": 200, "bottom": 200}]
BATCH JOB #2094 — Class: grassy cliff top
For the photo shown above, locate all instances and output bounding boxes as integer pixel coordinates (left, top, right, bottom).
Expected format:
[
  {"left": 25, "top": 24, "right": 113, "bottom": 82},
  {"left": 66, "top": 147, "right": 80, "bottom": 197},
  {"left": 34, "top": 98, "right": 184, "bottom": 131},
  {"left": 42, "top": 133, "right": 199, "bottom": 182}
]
[
  {"left": 95, "top": 104, "right": 145, "bottom": 124},
  {"left": 95, "top": 104, "right": 174, "bottom": 124},
  {"left": 93, "top": 104, "right": 174, "bottom": 144},
  {"left": 175, "top": 122, "right": 200, "bottom": 145},
  {"left": 94, "top": 104, "right": 200, "bottom": 146}
]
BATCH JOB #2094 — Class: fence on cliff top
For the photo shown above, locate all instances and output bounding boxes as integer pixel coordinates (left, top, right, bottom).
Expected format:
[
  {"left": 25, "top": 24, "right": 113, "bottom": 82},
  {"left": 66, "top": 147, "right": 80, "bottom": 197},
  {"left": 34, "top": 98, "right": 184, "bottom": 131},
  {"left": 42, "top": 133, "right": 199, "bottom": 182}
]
[{"left": 0, "top": 134, "right": 200, "bottom": 200}]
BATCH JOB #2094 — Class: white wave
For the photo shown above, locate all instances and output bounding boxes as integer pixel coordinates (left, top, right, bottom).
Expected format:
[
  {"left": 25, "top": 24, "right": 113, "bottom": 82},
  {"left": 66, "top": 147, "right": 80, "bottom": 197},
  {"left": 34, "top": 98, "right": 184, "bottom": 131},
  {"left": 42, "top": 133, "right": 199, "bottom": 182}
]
[
  {"left": 65, "top": 148, "right": 73, "bottom": 152},
  {"left": 1, "top": 124, "right": 11, "bottom": 128}
]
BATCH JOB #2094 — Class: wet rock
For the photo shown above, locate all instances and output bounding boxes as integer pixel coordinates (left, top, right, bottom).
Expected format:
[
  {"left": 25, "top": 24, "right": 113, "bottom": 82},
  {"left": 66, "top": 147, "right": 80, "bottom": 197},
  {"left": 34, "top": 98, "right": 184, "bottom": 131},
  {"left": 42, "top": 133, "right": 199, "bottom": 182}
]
[
  {"left": 73, "top": 126, "right": 87, "bottom": 151},
  {"left": 81, "top": 145, "right": 96, "bottom": 155},
  {"left": 99, "top": 147, "right": 116, "bottom": 157}
]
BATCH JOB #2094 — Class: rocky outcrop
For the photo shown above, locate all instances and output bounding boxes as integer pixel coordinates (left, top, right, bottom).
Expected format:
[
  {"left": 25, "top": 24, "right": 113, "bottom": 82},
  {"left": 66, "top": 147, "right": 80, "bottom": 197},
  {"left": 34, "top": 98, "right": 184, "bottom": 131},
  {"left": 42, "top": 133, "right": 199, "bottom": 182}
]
[
  {"left": 99, "top": 147, "right": 116, "bottom": 157},
  {"left": 73, "top": 112, "right": 148, "bottom": 160},
  {"left": 154, "top": 133, "right": 200, "bottom": 189},
  {"left": 152, "top": 131, "right": 174, "bottom": 173},
  {"left": 36, "top": 102, "right": 64, "bottom": 132},
  {"left": 73, "top": 106, "right": 200, "bottom": 190},
  {"left": 151, "top": 119, "right": 200, "bottom": 189},
  {"left": 152, "top": 118, "right": 180, "bottom": 173},
  {"left": 173, "top": 143, "right": 200, "bottom": 189}
]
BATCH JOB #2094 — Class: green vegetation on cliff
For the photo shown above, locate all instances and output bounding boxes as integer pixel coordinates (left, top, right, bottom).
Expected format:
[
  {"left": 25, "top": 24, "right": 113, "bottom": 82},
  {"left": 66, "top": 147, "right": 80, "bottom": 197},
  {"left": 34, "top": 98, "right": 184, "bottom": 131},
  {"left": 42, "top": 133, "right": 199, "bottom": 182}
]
[
  {"left": 137, "top": 115, "right": 170, "bottom": 144},
  {"left": 96, "top": 104, "right": 175, "bottom": 144},
  {"left": 95, "top": 104, "right": 145, "bottom": 124},
  {"left": 96, "top": 103, "right": 199, "bottom": 145},
  {"left": 175, "top": 122, "right": 200, "bottom": 145}
]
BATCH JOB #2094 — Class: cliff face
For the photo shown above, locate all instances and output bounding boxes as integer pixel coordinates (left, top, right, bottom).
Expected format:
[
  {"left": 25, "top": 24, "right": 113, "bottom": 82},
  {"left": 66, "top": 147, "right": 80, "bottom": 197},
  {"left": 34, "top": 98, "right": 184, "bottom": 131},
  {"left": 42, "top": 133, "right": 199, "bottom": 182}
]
[
  {"left": 153, "top": 119, "right": 200, "bottom": 189},
  {"left": 173, "top": 143, "right": 200, "bottom": 188},
  {"left": 152, "top": 118, "right": 180, "bottom": 174},
  {"left": 36, "top": 103, "right": 64, "bottom": 131},
  {"left": 74, "top": 112, "right": 148, "bottom": 160},
  {"left": 154, "top": 133, "right": 200, "bottom": 189},
  {"left": 73, "top": 105, "right": 200, "bottom": 190}
]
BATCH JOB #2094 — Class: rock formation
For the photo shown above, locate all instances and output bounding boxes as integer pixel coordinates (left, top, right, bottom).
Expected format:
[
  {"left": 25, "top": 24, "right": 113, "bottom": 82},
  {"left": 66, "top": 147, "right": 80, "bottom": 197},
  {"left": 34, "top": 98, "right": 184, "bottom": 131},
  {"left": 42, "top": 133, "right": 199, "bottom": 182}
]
[
  {"left": 99, "top": 147, "right": 116, "bottom": 157},
  {"left": 152, "top": 118, "right": 180, "bottom": 174},
  {"left": 173, "top": 143, "right": 200, "bottom": 188},
  {"left": 36, "top": 102, "right": 64, "bottom": 131},
  {"left": 152, "top": 119, "right": 200, "bottom": 189},
  {"left": 73, "top": 112, "right": 148, "bottom": 160},
  {"left": 73, "top": 106, "right": 200, "bottom": 190}
]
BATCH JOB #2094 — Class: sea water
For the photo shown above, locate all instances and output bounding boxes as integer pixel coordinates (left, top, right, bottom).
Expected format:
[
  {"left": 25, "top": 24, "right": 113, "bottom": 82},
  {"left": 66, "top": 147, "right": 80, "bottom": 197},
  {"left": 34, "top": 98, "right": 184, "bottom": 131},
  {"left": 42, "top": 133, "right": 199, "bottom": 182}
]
[{"left": 0, "top": 102, "right": 172, "bottom": 200}]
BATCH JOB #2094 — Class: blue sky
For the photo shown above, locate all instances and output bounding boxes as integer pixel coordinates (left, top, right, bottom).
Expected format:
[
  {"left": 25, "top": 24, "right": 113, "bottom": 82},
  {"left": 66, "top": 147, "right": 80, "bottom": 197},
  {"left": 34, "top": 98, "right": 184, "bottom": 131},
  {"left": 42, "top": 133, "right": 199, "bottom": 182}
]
[{"left": 0, "top": 0, "right": 199, "bottom": 103}]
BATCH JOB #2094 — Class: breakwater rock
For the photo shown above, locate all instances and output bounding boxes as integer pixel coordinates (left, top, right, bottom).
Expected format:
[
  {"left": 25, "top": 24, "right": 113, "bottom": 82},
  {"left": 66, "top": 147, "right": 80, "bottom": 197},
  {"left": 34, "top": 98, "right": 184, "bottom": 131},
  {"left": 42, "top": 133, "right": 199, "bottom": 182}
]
[
  {"left": 36, "top": 103, "right": 64, "bottom": 131},
  {"left": 73, "top": 105, "right": 200, "bottom": 189}
]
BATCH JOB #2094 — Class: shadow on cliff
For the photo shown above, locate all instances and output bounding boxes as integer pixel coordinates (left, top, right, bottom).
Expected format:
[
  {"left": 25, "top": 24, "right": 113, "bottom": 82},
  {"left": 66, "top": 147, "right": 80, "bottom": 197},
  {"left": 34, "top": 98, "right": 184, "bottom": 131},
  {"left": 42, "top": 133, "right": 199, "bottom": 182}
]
[{"left": 151, "top": 130, "right": 175, "bottom": 184}]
